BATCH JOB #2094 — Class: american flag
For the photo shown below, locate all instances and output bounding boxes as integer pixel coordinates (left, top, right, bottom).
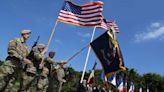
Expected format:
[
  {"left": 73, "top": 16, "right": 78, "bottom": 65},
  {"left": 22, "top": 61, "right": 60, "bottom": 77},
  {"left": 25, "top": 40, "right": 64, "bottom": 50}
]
[
  {"left": 98, "top": 19, "right": 120, "bottom": 33},
  {"left": 57, "top": 1, "right": 103, "bottom": 27},
  {"left": 111, "top": 21, "right": 119, "bottom": 33}
]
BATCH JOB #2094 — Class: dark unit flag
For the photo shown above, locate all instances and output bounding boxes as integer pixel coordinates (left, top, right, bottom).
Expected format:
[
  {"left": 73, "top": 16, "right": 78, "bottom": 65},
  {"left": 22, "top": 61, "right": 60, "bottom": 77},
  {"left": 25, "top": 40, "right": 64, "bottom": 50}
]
[{"left": 90, "top": 31, "right": 126, "bottom": 77}]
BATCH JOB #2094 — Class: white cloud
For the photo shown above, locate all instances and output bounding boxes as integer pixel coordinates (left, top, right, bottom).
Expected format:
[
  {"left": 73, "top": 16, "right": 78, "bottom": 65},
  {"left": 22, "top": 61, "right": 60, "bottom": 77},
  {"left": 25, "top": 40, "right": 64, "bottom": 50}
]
[
  {"left": 135, "top": 22, "right": 164, "bottom": 42},
  {"left": 150, "top": 22, "right": 161, "bottom": 28}
]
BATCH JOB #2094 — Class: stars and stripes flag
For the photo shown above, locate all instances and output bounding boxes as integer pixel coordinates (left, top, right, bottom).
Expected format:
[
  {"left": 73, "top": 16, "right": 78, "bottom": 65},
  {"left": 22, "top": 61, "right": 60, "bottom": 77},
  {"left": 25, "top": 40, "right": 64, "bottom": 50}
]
[
  {"left": 57, "top": 0, "right": 104, "bottom": 27},
  {"left": 98, "top": 18, "right": 120, "bottom": 33},
  {"left": 111, "top": 21, "right": 119, "bottom": 32}
]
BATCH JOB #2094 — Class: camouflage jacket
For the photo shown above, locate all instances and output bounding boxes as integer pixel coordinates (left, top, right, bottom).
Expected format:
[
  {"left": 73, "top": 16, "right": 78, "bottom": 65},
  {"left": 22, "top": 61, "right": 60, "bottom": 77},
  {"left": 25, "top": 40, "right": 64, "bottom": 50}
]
[
  {"left": 7, "top": 38, "right": 29, "bottom": 61},
  {"left": 44, "top": 57, "right": 57, "bottom": 68},
  {"left": 56, "top": 67, "right": 65, "bottom": 82}
]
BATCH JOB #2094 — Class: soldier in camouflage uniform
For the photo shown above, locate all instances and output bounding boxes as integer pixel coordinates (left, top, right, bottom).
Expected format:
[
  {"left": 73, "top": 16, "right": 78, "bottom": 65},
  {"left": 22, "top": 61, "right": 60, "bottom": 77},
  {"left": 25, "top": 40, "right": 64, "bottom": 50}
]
[
  {"left": 44, "top": 51, "right": 67, "bottom": 92},
  {"left": 34, "top": 44, "right": 49, "bottom": 92},
  {"left": 56, "top": 61, "right": 67, "bottom": 92},
  {"left": 0, "top": 30, "right": 32, "bottom": 92},
  {"left": 44, "top": 51, "right": 56, "bottom": 78},
  {"left": 44, "top": 51, "right": 67, "bottom": 78},
  {"left": 19, "top": 43, "right": 49, "bottom": 92}
]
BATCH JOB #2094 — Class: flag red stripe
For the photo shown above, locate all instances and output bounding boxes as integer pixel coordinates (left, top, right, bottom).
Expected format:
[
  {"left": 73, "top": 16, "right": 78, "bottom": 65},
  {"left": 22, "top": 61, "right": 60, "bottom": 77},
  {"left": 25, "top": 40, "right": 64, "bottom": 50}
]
[
  {"left": 81, "top": 10, "right": 103, "bottom": 15},
  {"left": 80, "top": 1, "right": 103, "bottom": 7},
  {"left": 82, "top": 6, "right": 103, "bottom": 11},
  {"left": 58, "top": 16, "right": 101, "bottom": 23},
  {"left": 57, "top": 19, "right": 101, "bottom": 27}
]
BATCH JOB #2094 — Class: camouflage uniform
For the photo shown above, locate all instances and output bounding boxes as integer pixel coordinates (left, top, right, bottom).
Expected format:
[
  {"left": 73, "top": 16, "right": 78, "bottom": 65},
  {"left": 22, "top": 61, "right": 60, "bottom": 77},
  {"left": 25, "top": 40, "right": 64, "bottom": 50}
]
[
  {"left": 44, "top": 57, "right": 56, "bottom": 77},
  {"left": 56, "top": 63, "right": 66, "bottom": 92},
  {"left": 0, "top": 30, "right": 30, "bottom": 92},
  {"left": 19, "top": 44, "right": 49, "bottom": 92},
  {"left": 44, "top": 56, "right": 58, "bottom": 92},
  {"left": 35, "top": 44, "right": 49, "bottom": 92},
  {"left": 44, "top": 51, "right": 67, "bottom": 92},
  {"left": 18, "top": 63, "right": 37, "bottom": 92}
]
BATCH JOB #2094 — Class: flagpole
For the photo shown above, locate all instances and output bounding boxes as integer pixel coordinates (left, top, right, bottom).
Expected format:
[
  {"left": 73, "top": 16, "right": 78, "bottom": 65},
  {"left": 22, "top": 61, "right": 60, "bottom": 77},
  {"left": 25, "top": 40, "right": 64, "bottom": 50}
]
[
  {"left": 47, "top": 21, "right": 58, "bottom": 47},
  {"left": 40, "top": 21, "right": 58, "bottom": 64},
  {"left": 80, "top": 26, "right": 96, "bottom": 83},
  {"left": 66, "top": 44, "right": 89, "bottom": 63}
]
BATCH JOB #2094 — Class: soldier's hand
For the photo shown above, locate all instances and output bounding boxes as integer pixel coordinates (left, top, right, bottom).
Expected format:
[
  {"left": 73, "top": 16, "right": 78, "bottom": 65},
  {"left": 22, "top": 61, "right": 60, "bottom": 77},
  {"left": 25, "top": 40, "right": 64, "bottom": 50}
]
[
  {"left": 23, "top": 58, "right": 32, "bottom": 64},
  {"left": 32, "top": 46, "right": 37, "bottom": 51},
  {"left": 39, "top": 63, "right": 44, "bottom": 69},
  {"left": 62, "top": 79, "right": 66, "bottom": 83},
  {"left": 41, "top": 47, "right": 48, "bottom": 55}
]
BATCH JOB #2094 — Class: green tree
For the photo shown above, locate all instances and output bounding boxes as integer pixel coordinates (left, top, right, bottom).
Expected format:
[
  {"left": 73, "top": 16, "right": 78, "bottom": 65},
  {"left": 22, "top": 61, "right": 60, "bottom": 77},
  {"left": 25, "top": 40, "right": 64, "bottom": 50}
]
[{"left": 143, "top": 73, "right": 164, "bottom": 92}]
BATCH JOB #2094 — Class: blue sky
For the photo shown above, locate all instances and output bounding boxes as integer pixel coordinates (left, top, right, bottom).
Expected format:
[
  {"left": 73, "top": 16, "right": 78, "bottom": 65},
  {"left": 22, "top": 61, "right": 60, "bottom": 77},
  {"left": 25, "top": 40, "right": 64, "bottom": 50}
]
[{"left": 0, "top": 0, "right": 164, "bottom": 75}]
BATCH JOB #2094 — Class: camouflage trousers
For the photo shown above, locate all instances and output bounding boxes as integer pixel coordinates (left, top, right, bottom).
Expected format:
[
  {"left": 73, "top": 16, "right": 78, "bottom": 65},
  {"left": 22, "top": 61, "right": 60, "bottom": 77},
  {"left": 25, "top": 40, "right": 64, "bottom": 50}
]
[
  {"left": 36, "top": 75, "right": 49, "bottom": 92},
  {"left": 0, "top": 59, "right": 22, "bottom": 92},
  {"left": 18, "top": 65, "right": 49, "bottom": 92},
  {"left": 46, "top": 75, "right": 59, "bottom": 92}
]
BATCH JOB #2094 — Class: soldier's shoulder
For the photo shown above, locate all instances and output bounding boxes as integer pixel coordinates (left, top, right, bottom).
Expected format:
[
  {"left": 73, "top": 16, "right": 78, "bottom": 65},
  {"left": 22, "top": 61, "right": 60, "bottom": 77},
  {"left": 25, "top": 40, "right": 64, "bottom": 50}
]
[
  {"left": 9, "top": 38, "right": 21, "bottom": 43},
  {"left": 14, "top": 38, "right": 22, "bottom": 43},
  {"left": 8, "top": 38, "right": 20, "bottom": 47}
]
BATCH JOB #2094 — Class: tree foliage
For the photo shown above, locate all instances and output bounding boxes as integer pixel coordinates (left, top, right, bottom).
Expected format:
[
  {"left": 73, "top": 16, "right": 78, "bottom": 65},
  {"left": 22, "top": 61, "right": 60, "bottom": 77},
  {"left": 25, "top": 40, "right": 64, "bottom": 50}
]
[{"left": 61, "top": 68, "right": 164, "bottom": 92}]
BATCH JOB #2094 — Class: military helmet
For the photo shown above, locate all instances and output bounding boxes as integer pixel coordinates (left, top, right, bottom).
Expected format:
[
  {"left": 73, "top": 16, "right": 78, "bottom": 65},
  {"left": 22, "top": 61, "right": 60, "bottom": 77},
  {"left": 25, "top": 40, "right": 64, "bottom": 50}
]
[
  {"left": 21, "top": 29, "right": 31, "bottom": 34},
  {"left": 49, "top": 51, "right": 56, "bottom": 55},
  {"left": 37, "top": 43, "right": 45, "bottom": 49},
  {"left": 49, "top": 51, "right": 56, "bottom": 57},
  {"left": 59, "top": 61, "right": 66, "bottom": 65}
]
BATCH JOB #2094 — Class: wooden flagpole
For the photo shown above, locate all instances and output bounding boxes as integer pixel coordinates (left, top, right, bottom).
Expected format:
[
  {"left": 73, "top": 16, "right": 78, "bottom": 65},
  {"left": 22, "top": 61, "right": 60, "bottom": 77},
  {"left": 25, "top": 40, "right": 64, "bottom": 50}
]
[
  {"left": 40, "top": 21, "right": 58, "bottom": 65},
  {"left": 80, "top": 26, "right": 96, "bottom": 83},
  {"left": 40, "top": 0, "right": 66, "bottom": 65},
  {"left": 47, "top": 21, "right": 58, "bottom": 47}
]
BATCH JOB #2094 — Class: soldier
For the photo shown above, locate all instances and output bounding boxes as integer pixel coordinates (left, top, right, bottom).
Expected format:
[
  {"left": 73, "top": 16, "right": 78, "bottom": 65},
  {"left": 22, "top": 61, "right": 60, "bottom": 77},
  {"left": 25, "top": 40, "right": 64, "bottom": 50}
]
[
  {"left": 56, "top": 61, "right": 67, "bottom": 92},
  {"left": 44, "top": 51, "right": 67, "bottom": 92},
  {"left": 44, "top": 51, "right": 67, "bottom": 77},
  {"left": 44, "top": 51, "right": 56, "bottom": 78},
  {"left": 0, "top": 30, "right": 32, "bottom": 92},
  {"left": 18, "top": 43, "right": 49, "bottom": 92},
  {"left": 34, "top": 43, "right": 49, "bottom": 92}
]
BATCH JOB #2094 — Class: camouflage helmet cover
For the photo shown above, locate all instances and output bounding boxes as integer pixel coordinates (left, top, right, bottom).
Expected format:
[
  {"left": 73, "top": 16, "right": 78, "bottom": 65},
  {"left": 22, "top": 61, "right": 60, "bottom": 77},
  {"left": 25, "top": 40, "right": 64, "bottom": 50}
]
[
  {"left": 21, "top": 29, "right": 32, "bottom": 34},
  {"left": 37, "top": 43, "right": 45, "bottom": 49}
]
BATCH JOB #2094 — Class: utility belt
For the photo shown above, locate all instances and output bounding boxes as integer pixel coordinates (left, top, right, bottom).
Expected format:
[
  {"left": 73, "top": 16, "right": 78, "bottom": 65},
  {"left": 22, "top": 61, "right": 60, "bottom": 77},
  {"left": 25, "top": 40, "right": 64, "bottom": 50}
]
[
  {"left": 25, "top": 64, "right": 49, "bottom": 78},
  {"left": 5, "top": 56, "right": 24, "bottom": 69},
  {"left": 6, "top": 56, "right": 20, "bottom": 61}
]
